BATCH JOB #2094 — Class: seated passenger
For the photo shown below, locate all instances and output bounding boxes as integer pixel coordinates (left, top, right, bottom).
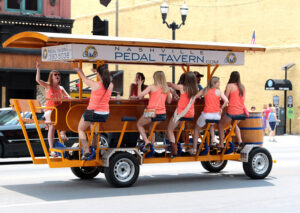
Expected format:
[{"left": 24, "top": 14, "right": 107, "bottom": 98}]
[
  {"left": 193, "top": 71, "right": 204, "bottom": 90},
  {"left": 76, "top": 66, "right": 114, "bottom": 160},
  {"left": 193, "top": 76, "right": 228, "bottom": 154},
  {"left": 218, "top": 71, "right": 245, "bottom": 149},
  {"left": 129, "top": 72, "right": 148, "bottom": 99},
  {"left": 167, "top": 72, "right": 199, "bottom": 158},
  {"left": 137, "top": 71, "right": 172, "bottom": 152}
]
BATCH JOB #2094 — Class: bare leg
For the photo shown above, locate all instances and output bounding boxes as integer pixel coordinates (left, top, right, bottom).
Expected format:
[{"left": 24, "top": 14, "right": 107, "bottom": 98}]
[
  {"left": 210, "top": 126, "right": 216, "bottom": 143},
  {"left": 45, "top": 112, "right": 55, "bottom": 149},
  {"left": 218, "top": 115, "right": 231, "bottom": 148},
  {"left": 193, "top": 124, "right": 201, "bottom": 153},
  {"left": 234, "top": 123, "right": 242, "bottom": 143},
  {"left": 90, "top": 123, "right": 99, "bottom": 147},
  {"left": 78, "top": 117, "right": 92, "bottom": 154},
  {"left": 48, "top": 125, "right": 55, "bottom": 148},
  {"left": 137, "top": 116, "right": 151, "bottom": 145},
  {"left": 60, "top": 130, "right": 68, "bottom": 142},
  {"left": 167, "top": 119, "right": 179, "bottom": 143}
]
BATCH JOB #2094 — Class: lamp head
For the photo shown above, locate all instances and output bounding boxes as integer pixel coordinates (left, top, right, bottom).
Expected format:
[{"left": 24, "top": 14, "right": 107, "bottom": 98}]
[
  {"left": 180, "top": 3, "right": 188, "bottom": 25},
  {"left": 160, "top": 1, "right": 169, "bottom": 23}
]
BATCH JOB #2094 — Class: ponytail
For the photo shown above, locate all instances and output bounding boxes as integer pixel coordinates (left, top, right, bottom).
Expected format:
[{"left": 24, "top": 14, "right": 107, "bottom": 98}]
[{"left": 97, "top": 66, "right": 111, "bottom": 90}]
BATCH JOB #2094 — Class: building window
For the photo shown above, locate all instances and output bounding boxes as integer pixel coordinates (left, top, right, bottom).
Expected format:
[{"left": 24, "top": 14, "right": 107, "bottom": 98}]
[{"left": 5, "top": 0, "right": 42, "bottom": 14}]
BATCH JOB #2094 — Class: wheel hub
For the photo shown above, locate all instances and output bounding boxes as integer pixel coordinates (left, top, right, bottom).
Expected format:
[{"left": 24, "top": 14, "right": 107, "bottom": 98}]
[
  {"left": 210, "top": 161, "right": 224, "bottom": 168},
  {"left": 114, "top": 158, "right": 135, "bottom": 182},
  {"left": 252, "top": 153, "right": 269, "bottom": 175}
]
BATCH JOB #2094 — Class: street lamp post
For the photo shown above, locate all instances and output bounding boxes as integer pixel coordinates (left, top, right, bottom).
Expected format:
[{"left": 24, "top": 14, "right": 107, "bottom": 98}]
[{"left": 160, "top": 1, "right": 188, "bottom": 83}]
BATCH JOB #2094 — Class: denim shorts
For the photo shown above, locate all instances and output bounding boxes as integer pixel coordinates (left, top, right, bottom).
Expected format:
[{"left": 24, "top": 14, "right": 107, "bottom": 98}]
[
  {"left": 83, "top": 110, "right": 109, "bottom": 122},
  {"left": 151, "top": 113, "right": 166, "bottom": 122},
  {"left": 269, "top": 121, "right": 276, "bottom": 131},
  {"left": 226, "top": 112, "right": 246, "bottom": 120}
]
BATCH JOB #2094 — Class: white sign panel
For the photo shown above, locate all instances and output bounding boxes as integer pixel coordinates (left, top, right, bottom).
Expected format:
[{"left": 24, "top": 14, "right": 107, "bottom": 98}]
[{"left": 42, "top": 44, "right": 244, "bottom": 65}]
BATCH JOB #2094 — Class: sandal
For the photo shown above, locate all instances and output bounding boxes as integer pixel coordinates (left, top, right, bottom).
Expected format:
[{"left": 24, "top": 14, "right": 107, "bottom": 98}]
[
  {"left": 50, "top": 151, "right": 58, "bottom": 158},
  {"left": 81, "top": 152, "right": 90, "bottom": 161},
  {"left": 216, "top": 143, "right": 225, "bottom": 150},
  {"left": 142, "top": 143, "right": 151, "bottom": 153},
  {"left": 188, "top": 148, "right": 197, "bottom": 155},
  {"left": 170, "top": 142, "right": 178, "bottom": 159}
]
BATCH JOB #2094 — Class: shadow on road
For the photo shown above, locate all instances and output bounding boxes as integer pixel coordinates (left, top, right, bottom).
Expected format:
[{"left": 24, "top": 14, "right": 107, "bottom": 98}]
[{"left": 3, "top": 172, "right": 275, "bottom": 201}]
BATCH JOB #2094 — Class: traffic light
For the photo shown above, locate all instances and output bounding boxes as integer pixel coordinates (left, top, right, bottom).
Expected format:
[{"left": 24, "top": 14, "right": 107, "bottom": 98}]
[{"left": 92, "top": 16, "right": 108, "bottom": 36}]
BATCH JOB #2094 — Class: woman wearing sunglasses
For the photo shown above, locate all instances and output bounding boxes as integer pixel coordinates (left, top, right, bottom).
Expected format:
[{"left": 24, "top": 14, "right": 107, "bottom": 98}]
[{"left": 36, "top": 62, "right": 70, "bottom": 157}]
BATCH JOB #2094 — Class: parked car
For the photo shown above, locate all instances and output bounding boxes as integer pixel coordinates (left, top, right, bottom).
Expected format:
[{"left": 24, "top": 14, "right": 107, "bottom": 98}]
[{"left": 0, "top": 108, "right": 134, "bottom": 158}]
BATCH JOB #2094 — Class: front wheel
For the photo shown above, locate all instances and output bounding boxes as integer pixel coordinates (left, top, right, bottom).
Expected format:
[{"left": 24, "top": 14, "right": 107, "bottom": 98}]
[
  {"left": 243, "top": 147, "right": 273, "bottom": 179},
  {"left": 104, "top": 152, "right": 139, "bottom": 187},
  {"left": 71, "top": 167, "right": 101, "bottom": 179},
  {"left": 201, "top": 160, "right": 228, "bottom": 172}
]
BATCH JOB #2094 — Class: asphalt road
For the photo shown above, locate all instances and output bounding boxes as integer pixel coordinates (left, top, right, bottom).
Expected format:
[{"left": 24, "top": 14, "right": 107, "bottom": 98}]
[{"left": 0, "top": 135, "right": 300, "bottom": 213}]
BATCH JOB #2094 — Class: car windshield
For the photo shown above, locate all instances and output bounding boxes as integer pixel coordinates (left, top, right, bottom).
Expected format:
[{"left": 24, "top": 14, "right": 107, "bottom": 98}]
[{"left": 0, "top": 110, "right": 17, "bottom": 125}]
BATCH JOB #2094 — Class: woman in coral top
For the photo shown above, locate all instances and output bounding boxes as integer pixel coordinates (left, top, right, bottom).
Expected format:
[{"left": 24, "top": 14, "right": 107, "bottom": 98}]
[
  {"left": 193, "top": 76, "right": 228, "bottom": 154},
  {"left": 218, "top": 71, "right": 246, "bottom": 149},
  {"left": 167, "top": 72, "right": 199, "bottom": 157},
  {"left": 76, "top": 66, "right": 113, "bottom": 160},
  {"left": 137, "top": 71, "right": 172, "bottom": 152},
  {"left": 35, "top": 62, "right": 70, "bottom": 157}
]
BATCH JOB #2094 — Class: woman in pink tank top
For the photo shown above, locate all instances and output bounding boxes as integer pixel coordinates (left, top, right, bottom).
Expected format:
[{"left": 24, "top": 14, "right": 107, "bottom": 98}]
[
  {"left": 192, "top": 77, "right": 228, "bottom": 154},
  {"left": 167, "top": 72, "right": 199, "bottom": 158},
  {"left": 218, "top": 71, "right": 246, "bottom": 149},
  {"left": 76, "top": 66, "right": 114, "bottom": 160},
  {"left": 35, "top": 62, "right": 70, "bottom": 157},
  {"left": 137, "top": 71, "right": 172, "bottom": 152}
]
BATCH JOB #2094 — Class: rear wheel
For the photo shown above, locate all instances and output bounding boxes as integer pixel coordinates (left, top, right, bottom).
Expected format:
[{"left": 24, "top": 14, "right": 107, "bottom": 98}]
[
  {"left": 243, "top": 147, "right": 272, "bottom": 179},
  {"left": 71, "top": 167, "right": 101, "bottom": 179},
  {"left": 201, "top": 160, "right": 228, "bottom": 172},
  {"left": 104, "top": 152, "right": 139, "bottom": 187}
]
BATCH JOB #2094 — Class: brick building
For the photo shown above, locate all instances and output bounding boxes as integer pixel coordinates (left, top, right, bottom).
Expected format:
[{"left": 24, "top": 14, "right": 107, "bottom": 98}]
[{"left": 0, "top": 0, "right": 74, "bottom": 107}]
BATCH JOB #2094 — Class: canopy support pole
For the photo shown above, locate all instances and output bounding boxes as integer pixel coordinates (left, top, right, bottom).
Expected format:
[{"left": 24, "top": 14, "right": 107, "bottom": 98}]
[
  {"left": 181, "top": 64, "right": 190, "bottom": 73},
  {"left": 73, "top": 61, "right": 83, "bottom": 99},
  {"left": 207, "top": 64, "right": 219, "bottom": 84}
]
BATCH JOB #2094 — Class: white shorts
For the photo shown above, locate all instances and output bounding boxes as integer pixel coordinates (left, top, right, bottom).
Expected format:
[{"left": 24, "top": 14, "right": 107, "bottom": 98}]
[
  {"left": 44, "top": 110, "right": 52, "bottom": 116},
  {"left": 196, "top": 112, "right": 221, "bottom": 127}
]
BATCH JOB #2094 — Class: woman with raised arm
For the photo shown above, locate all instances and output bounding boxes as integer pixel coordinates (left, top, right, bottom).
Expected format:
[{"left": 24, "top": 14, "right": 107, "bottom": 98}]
[
  {"left": 137, "top": 71, "right": 172, "bottom": 152},
  {"left": 35, "top": 62, "right": 70, "bottom": 157},
  {"left": 218, "top": 71, "right": 246, "bottom": 149},
  {"left": 76, "top": 66, "right": 113, "bottom": 160},
  {"left": 167, "top": 72, "right": 199, "bottom": 158}
]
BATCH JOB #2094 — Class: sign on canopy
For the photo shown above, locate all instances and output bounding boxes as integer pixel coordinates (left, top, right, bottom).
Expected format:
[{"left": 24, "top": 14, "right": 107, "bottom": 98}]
[{"left": 41, "top": 44, "right": 244, "bottom": 66}]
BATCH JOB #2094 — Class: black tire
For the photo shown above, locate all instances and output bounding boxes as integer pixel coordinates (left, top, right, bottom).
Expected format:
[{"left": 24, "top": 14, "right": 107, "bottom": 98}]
[
  {"left": 201, "top": 160, "right": 228, "bottom": 172},
  {"left": 243, "top": 147, "right": 272, "bottom": 179},
  {"left": 71, "top": 167, "right": 101, "bottom": 179},
  {"left": 104, "top": 152, "right": 139, "bottom": 187}
]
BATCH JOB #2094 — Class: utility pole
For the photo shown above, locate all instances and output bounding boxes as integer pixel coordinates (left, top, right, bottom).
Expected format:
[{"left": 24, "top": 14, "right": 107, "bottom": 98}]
[{"left": 115, "top": 0, "right": 119, "bottom": 72}]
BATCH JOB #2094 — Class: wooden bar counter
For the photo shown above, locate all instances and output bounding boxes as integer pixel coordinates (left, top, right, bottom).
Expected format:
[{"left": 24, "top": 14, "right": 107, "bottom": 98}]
[{"left": 51, "top": 98, "right": 205, "bottom": 133}]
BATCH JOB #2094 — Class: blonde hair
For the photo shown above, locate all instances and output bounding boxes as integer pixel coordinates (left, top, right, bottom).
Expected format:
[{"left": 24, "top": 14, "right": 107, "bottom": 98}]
[
  {"left": 47, "top": 70, "right": 60, "bottom": 86},
  {"left": 203, "top": 76, "right": 220, "bottom": 95},
  {"left": 153, "top": 71, "right": 168, "bottom": 93},
  {"left": 271, "top": 107, "right": 276, "bottom": 113}
]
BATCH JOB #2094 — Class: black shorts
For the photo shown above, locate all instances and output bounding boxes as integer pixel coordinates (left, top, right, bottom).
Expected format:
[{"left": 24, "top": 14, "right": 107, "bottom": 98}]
[
  {"left": 269, "top": 122, "right": 276, "bottom": 131},
  {"left": 83, "top": 110, "right": 109, "bottom": 122},
  {"left": 226, "top": 112, "right": 246, "bottom": 120},
  {"left": 151, "top": 113, "right": 166, "bottom": 122}
]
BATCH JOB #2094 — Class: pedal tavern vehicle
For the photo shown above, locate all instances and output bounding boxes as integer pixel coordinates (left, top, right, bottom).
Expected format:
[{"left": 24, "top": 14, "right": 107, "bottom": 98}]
[{"left": 3, "top": 32, "right": 272, "bottom": 187}]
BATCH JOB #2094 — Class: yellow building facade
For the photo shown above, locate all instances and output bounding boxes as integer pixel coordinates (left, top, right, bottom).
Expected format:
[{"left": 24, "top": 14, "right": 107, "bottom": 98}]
[{"left": 71, "top": 0, "right": 300, "bottom": 133}]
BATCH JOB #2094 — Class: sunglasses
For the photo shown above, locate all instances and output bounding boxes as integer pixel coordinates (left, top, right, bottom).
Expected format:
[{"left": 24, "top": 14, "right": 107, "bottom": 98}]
[{"left": 54, "top": 73, "right": 60, "bottom": 77}]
